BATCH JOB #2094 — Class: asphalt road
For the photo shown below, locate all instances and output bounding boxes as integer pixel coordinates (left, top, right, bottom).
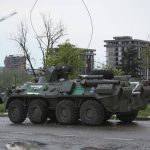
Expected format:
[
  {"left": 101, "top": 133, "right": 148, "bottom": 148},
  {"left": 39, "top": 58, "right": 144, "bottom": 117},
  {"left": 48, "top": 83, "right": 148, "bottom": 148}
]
[{"left": 0, "top": 117, "right": 150, "bottom": 150}]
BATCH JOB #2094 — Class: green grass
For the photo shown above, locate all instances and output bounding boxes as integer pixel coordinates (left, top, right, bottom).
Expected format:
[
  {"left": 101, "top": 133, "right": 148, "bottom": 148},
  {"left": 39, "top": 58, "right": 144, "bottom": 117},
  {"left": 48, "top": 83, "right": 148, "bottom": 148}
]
[
  {"left": 138, "top": 104, "right": 150, "bottom": 117},
  {"left": 0, "top": 104, "right": 5, "bottom": 113}
]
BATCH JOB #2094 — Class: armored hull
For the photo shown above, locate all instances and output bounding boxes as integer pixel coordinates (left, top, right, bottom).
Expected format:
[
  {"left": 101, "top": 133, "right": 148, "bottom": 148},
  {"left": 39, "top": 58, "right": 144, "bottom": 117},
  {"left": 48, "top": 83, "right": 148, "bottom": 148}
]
[{"left": 4, "top": 66, "right": 150, "bottom": 125}]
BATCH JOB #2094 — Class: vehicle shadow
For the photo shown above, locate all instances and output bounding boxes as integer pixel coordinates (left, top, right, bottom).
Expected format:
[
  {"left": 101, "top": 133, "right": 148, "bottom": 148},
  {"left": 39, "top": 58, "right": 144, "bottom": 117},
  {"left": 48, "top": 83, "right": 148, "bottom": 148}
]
[{"left": 9, "top": 118, "right": 140, "bottom": 130}]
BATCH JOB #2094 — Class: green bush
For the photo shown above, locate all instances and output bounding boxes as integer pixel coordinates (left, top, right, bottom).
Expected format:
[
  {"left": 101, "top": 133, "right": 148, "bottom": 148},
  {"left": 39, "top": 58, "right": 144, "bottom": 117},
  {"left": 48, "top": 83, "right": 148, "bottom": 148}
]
[
  {"left": 138, "top": 104, "right": 150, "bottom": 117},
  {"left": 0, "top": 104, "right": 5, "bottom": 113}
]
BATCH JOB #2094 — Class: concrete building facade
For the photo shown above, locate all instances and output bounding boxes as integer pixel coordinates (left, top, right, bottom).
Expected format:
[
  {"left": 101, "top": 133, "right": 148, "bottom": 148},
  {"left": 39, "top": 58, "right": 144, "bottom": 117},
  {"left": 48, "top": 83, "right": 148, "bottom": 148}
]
[
  {"left": 4, "top": 55, "right": 26, "bottom": 71},
  {"left": 104, "top": 36, "right": 150, "bottom": 78},
  {"left": 84, "top": 49, "right": 96, "bottom": 74}
]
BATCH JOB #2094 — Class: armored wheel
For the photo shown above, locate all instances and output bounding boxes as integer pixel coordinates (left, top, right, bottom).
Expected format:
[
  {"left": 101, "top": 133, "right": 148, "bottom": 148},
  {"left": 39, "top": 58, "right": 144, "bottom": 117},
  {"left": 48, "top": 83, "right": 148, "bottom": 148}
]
[
  {"left": 117, "top": 111, "right": 138, "bottom": 123},
  {"left": 8, "top": 99, "right": 27, "bottom": 124},
  {"left": 28, "top": 99, "right": 48, "bottom": 124},
  {"left": 56, "top": 100, "right": 78, "bottom": 124},
  {"left": 80, "top": 100, "right": 104, "bottom": 125}
]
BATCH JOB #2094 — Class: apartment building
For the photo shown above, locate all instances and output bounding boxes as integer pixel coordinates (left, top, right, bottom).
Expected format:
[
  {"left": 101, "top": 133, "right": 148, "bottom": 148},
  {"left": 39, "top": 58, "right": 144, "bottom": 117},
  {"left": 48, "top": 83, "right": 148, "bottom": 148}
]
[
  {"left": 4, "top": 55, "right": 26, "bottom": 71},
  {"left": 104, "top": 36, "right": 150, "bottom": 78},
  {"left": 84, "top": 49, "right": 96, "bottom": 74}
]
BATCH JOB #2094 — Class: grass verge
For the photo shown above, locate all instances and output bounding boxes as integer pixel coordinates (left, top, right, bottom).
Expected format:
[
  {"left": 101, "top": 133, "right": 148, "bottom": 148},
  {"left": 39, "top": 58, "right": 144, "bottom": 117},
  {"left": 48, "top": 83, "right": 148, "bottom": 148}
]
[
  {"left": 138, "top": 104, "right": 150, "bottom": 118},
  {"left": 0, "top": 104, "right": 5, "bottom": 113}
]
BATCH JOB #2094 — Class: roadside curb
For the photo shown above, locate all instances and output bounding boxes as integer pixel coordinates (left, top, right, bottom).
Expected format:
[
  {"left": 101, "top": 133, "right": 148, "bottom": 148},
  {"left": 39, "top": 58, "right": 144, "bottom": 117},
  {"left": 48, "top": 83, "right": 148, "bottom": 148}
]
[
  {"left": 136, "top": 117, "right": 150, "bottom": 121},
  {"left": 112, "top": 115, "right": 150, "bottom": 121},
  {"left": 0, "top": 113, "right": 8, "bottom": 117}
]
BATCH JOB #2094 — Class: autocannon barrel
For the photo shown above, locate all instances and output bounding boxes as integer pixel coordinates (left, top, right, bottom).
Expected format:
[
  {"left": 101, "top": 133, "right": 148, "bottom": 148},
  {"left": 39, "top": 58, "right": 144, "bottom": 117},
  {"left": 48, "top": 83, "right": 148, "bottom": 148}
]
[
  {"left": 81, "top": 79, "right": 120, "bottom": 86},
  {"left": 79, "top": 75, "right": 103, "bottom": 80}
]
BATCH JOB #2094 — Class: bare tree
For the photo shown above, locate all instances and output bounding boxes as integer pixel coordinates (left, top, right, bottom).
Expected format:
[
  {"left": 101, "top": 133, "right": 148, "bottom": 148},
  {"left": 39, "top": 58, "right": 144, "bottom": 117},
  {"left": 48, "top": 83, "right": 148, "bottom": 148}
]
[
  {"left": 35, "top": 15, "right": 65, "bottom": 70},
  {"left": 11, "top": 21, "right": 36, "bottom": 78}
]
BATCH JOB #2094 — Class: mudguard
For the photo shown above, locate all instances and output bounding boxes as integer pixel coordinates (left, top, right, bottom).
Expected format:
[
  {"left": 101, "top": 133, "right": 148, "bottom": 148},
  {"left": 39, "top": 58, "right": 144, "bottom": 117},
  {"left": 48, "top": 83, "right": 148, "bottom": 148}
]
[
  {"left": 142, "top": 86, "right": 150, "bottom": 99},
  {"left": 121, "top": 87, "right": 132, "bottom": 99}
]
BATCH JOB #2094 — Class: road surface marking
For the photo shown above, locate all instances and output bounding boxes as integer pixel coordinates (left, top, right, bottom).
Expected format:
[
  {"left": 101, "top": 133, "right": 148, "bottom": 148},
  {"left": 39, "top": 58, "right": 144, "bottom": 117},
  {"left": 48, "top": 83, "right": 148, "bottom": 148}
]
[
  {"left": 58, "top": 134, "right": 78, "bottom": 137},
  {"left": 104, "top": 137, "right": 133, "bottom": 141},
  {"left": 12, "top": 132, "right": 33, "bottom": 135}
]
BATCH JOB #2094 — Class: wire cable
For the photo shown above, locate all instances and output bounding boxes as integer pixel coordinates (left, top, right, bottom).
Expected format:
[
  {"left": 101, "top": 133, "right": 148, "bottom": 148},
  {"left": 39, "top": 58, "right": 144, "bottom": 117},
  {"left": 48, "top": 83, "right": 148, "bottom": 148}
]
[
  {"left": 30, "top": 0, "right": 39, "bottom": 37},
  {"left": 30, "top": 0, "right": 93, "bottom": 49},
  {"left": 147, "top": 34, "right": 150, "bottom": 41},
  {"left": 30, "top": 0, "right": 47, "bottom": 47},
  {"left": 81, "top": 0, "right": 93, "bottom": 49}
]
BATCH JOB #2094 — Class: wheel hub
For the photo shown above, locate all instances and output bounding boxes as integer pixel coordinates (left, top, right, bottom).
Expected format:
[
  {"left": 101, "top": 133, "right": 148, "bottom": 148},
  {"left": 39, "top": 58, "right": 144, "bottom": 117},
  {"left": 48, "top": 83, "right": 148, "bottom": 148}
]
[
  {"left": 61, "top": 107, "right": 68, "bottom": 118},
  {"left": 86, "top": 108, "right": 94, "bottom": 119},
  {"left": 32, "top": 107, "right": 42, "bottom": 118},
  {"left": 11, "top": 106, "right": 19, "bottom": 117}
]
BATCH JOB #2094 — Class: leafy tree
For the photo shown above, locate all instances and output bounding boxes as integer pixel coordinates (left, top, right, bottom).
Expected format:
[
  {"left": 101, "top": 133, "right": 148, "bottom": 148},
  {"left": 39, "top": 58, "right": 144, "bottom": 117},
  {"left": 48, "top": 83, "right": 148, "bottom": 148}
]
[
  {"left": 141, "top": 45, "right": 150, "bottom": 79},
  {"left": 46, "top": 42, "right": 85, "bottom": 78},
  {"left": 96, "top": 66, "right": 124, "bottom": 76},
  {"left": 0, "top": 70, "right": 33, "bottom": 90},
  {"left": 112, "top": 68, "right": 125, "bottom": 76},
  {"left": 119, "top": 47, "right": 140, "bottom": 77}
]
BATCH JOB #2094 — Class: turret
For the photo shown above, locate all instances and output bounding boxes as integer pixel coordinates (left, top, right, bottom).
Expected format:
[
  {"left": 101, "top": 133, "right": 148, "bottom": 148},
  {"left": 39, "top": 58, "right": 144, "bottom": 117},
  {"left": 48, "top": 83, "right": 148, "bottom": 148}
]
[{"left": 38, "top": 66, "right": 72, "bottom": 83}]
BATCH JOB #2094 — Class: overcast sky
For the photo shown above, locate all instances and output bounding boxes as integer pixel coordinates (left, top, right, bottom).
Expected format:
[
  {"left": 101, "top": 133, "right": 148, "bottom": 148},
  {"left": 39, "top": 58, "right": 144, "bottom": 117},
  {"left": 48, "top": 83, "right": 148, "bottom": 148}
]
[{"left": 0, "top": 0, "right": 150, "bottom": 68}]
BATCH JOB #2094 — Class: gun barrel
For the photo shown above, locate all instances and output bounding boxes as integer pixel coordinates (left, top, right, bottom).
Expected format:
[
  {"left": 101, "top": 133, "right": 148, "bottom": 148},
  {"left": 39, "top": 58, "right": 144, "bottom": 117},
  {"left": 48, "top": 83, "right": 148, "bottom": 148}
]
[
  {"left": 82, "top": 79, "right": 120, "bottom": 86},
  {"left": 79, "top": 75, "right": 103, "bottom": 79}
]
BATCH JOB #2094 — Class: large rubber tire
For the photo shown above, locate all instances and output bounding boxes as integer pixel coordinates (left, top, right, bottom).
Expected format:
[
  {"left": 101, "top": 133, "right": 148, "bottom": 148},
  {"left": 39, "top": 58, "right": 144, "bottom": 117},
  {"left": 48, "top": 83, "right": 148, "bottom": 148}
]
[
  {"left": 56, "top": 100, "right": 78, "bottom": 125},
  {"left": 80, "top": 100, "right": 104, "bottom": 125},
  {"left": 117, "top": 111, "right": 138, "bottom": 123},
  {"left": 28, "top": 99, "right": 48, "bottom": 124},
  {"left": 8, "top": 99, "right": 27, "bottom": 124}
]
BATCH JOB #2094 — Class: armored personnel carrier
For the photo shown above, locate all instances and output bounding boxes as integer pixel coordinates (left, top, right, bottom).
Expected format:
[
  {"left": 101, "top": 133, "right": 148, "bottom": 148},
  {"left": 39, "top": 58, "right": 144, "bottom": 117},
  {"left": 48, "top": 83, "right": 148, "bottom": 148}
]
[{"left": 4, "top": 66, "right": 150, "bottom": 125}]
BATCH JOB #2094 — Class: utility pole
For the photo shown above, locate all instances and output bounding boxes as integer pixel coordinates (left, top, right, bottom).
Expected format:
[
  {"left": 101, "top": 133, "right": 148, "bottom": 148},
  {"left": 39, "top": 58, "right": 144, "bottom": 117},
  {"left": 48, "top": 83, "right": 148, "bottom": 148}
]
[{"left": 0, "top": 12, "right": 17, "bottom": 23}]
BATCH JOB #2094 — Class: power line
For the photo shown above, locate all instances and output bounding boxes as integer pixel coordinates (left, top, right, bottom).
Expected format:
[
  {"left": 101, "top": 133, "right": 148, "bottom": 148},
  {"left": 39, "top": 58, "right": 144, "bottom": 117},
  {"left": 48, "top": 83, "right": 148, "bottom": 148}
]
[
  {"left": 81, "top": 0, "right": 93, "bottom": 49},
  {"left": 30, "top": 0, "right": 47, "bottom": 46},
  {"left": 147, "top": 34, "right": 150, "bottom": 41},
  {"left": 30, "top": 0, "right": 93, "bottom": 49},
  {"left": 30, "top": 0, "right": 39, "bottom": 37},
  {"left": 0, "top": 12, "right": 17, "bottom": 23}
]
